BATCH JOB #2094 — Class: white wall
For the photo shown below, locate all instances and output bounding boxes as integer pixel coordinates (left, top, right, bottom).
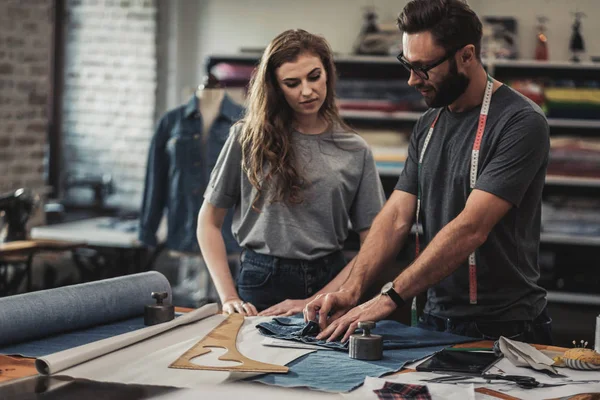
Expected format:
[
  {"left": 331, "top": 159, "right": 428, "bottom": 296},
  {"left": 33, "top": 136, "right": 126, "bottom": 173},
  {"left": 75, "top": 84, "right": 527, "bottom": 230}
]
[{"left": 159, "top": 0, "right": 600, "bottom": 114}]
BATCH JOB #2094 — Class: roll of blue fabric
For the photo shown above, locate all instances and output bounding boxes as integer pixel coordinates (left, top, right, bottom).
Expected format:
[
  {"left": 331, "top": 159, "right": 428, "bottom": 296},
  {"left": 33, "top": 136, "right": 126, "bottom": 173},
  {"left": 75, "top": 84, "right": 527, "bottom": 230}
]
[{"left": 0, "top": 271, "right": 171, "bottom": 347}]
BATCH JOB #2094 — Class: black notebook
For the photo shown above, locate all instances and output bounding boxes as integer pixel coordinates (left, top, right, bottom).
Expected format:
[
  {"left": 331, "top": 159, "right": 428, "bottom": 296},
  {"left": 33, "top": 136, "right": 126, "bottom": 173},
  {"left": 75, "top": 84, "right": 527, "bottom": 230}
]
[{"left": 416, "top": 349, "right": 502, "bottom": 375}]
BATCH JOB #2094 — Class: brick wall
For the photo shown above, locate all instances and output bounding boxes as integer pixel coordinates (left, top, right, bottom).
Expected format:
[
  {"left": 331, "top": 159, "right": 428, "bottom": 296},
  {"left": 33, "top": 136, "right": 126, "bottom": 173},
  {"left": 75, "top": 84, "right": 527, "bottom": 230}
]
[
  {"left": 62, "top": 0, "right": 157, "bottom": 209},
  {"left": 0, "top": 0, "right": 53, "bottom": 194}
]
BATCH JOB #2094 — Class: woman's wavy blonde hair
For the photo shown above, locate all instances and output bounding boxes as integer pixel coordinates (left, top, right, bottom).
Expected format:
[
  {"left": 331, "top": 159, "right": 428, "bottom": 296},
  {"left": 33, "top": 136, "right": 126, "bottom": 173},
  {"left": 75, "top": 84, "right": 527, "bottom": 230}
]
[{"left": 239, "top": 29, "right": 348, "bottom": 210}]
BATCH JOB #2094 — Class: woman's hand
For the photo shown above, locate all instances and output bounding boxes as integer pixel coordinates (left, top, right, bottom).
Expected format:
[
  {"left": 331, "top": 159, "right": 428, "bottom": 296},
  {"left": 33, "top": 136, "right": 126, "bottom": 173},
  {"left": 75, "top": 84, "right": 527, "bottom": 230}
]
[
  {"left": 258, "top": 299, "right": 308, "bottom": 317},
  {"left": 222, "top": 298, "right": 258, "bottom": 316}
]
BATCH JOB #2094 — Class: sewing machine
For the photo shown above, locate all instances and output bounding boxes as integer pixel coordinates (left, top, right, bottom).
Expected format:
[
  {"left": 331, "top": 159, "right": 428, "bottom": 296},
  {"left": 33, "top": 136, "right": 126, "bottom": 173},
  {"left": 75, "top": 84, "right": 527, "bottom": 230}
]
[
  {"left": 64, "top": 173, "right": 115, "bottom": 210},
  {"left": 0, "top": 188, "right": 36, "bottom": 243}
]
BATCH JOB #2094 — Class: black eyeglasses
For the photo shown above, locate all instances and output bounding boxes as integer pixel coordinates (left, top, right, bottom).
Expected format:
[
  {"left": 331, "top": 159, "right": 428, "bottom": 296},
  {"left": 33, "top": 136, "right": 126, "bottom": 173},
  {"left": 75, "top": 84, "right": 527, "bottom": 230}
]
[{"left": 396, "top": 48, "right": 460, "bottom": 80}]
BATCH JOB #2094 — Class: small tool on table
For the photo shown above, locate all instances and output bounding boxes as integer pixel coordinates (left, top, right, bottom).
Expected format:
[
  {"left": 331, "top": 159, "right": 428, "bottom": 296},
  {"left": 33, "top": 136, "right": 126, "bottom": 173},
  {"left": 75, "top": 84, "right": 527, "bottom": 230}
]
[
  {"left": 144, "top": 291, "right": 174, "bottom": 326},
  {"left": 349, "top": 321, "right": 383, "bottom": 360}
]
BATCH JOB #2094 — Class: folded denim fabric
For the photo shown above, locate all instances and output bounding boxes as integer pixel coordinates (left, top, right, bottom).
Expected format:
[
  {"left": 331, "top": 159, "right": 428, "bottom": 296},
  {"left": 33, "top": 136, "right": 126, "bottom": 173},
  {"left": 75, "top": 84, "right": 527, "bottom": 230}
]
[{"left": 256, "top": 316, "right": 474, "bottom": 351}]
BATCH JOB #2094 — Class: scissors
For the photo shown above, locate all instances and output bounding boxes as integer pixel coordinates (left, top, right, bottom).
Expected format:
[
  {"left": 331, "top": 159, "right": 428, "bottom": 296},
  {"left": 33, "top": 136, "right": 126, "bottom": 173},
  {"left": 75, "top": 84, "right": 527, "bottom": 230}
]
[
  {"left": 421, "top": 373, "right": 566, "bottom": 389},
  {"left": 482, "top": 374, "right": 553, "bottom": 389}
]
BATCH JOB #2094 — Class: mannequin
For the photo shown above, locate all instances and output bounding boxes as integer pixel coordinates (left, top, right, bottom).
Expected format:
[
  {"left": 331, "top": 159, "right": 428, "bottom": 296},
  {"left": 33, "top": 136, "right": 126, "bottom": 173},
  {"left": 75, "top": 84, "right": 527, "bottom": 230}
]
[
  {"left": 196, "top": 83, "right": 226, "bottom": 137},
  {"left": 196, "top": 78, "right": 246, "bottom": 136}
]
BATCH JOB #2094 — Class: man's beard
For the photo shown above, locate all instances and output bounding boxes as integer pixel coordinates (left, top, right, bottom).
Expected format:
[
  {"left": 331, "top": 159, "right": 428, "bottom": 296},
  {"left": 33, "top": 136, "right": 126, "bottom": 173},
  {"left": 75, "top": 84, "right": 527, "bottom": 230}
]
[{"left": 420, "top": 60, "right": 470, "bottom": 108}]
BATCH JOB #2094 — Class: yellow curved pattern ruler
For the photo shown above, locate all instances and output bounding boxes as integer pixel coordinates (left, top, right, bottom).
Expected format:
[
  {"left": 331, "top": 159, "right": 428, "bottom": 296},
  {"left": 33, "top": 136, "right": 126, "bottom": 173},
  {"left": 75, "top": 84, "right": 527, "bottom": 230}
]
[{"left": 169, "top": 313, "right": 289, "bottom": 373}]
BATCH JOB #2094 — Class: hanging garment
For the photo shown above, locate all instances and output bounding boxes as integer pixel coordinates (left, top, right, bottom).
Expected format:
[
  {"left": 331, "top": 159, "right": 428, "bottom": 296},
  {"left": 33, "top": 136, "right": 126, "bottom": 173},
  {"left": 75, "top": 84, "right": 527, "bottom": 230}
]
[{"left": 139, "top": 94, "right": 243, "bottom": 253}]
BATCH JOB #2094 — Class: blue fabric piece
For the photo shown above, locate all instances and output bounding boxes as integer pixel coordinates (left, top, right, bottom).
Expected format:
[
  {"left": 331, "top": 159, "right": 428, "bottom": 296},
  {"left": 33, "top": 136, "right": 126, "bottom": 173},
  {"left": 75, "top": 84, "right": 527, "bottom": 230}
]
[
  {"left": 138, "top": 94, "right": 243, "bottom": 253},
  {"left": 251, "top": 316, "right": 476, "bottom": 392},
  {"left": 252, "top": 344, "right": 453, "bottom": 392}
]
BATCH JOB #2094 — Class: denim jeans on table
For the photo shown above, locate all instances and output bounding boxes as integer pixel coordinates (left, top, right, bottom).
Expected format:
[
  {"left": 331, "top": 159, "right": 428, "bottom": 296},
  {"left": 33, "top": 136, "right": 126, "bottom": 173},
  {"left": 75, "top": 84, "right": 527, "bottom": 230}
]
[
  {"left": 236, "top": 248, "right": 346, "bottom": 311},
  {"left": 418, "top": 306, "right": 553, "bottom": 345}
]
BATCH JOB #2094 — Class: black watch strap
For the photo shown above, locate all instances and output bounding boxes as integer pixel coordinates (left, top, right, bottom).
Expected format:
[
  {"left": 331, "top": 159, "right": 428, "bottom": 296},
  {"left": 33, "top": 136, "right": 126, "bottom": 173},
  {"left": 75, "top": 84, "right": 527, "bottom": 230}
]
[{"left": 381, "top": 282, "right": 405, "bottom": 308}]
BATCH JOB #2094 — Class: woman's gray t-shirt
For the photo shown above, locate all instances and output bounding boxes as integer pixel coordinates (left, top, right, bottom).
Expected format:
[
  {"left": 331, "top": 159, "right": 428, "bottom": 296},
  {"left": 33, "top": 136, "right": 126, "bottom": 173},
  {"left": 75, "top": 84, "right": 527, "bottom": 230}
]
[{"left": 204, "top": 124, "right": 385, "bottom": 260}]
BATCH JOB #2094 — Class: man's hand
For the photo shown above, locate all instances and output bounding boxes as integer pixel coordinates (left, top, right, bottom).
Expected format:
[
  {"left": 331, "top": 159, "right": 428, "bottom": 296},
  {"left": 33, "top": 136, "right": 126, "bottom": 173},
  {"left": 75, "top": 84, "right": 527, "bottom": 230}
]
[
  {"left": 258, "top": 299, "right": 308, "bottom": 317},
  {"left": 315, "top": 295, "right": 396, "bottom": 343},
  {"left": 303, "top": 289, "right": 358, "bottom": 331}
]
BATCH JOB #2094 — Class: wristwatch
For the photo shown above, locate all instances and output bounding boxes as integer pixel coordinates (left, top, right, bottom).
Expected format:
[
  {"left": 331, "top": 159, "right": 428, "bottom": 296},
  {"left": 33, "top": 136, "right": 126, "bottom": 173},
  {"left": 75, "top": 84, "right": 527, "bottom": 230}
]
[{"left": 380, "top": 282, "right": 405, "bottom": 308}]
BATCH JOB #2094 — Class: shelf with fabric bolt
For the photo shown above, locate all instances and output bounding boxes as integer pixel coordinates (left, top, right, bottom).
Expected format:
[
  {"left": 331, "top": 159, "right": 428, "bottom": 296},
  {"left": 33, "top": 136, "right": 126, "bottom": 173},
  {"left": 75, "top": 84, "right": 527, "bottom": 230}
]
[
  {"left": 340, "top": 109, "right": 422, "bottom": 122},
  {"left": 547, "top": 119, "right": 600, "bottom": 129},
  {"left": 342, "top": 110, "right": 600, "bottom": 129},
  {"left": 489, "top": 59, "right": 600, "bottom": 70},
  {"left": 545, "top": 175, "right": 600, "bottom": 187},
  {"left": 540, "top": 232, "right": 600, "bottom": 246},
  {"left": 546, "top": 291, "right": 600, "bottom": 306},
  {"left": 411, "top": 225, "right": 600, "bottom": 247}
]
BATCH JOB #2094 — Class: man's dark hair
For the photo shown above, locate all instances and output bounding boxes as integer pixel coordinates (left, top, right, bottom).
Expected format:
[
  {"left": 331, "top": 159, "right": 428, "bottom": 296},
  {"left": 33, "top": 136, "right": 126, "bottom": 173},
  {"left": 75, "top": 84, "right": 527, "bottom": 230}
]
[{"left": 397, "top": 0, "right": 483, "bottom": 60}]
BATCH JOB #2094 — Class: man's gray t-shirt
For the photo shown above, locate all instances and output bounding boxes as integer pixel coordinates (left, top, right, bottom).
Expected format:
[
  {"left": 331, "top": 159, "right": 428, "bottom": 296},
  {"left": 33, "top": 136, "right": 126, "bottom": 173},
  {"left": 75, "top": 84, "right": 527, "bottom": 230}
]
[
  {"left": 205, "top": 124, "right": 385, "bottom": 260},
  {"left": 395, "top": 85, "right": 550, "bottom": 321}
]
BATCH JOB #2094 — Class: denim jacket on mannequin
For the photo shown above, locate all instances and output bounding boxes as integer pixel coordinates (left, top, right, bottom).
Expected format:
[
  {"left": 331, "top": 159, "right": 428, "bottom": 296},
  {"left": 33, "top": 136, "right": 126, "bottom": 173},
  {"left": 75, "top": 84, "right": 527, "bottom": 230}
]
[{"left": 139, "top": 94, "right": 244, "bottom": 253}]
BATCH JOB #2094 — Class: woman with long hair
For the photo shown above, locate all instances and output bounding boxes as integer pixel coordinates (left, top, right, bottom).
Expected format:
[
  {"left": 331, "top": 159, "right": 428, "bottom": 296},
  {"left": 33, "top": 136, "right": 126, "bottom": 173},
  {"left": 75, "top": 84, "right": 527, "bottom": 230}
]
[{"left": 198, "top": 29, "right": 385, "bottom": 316}]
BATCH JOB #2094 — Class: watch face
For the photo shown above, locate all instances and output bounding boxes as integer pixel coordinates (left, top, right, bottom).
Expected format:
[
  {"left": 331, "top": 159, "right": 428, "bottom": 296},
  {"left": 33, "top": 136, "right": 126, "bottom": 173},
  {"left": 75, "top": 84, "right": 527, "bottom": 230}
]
[{"left": 381, "top": 282, "right": 393, "bottom": 294}]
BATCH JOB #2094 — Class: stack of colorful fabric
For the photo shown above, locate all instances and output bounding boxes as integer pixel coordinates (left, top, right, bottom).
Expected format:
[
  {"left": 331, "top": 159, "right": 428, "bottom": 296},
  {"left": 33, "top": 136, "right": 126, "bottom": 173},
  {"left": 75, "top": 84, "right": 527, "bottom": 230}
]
[
  {"left": 545, "top": 87, "right": 600, "bottom": 120},
  {"left": 336, "top": 79, "right": 427, "bottom": 112},
  {"left": 509, "top": 79, "right": 545, "bottom": 106},
  {"left": 548, "top": 136, "right": 600, "bottom": 178}
]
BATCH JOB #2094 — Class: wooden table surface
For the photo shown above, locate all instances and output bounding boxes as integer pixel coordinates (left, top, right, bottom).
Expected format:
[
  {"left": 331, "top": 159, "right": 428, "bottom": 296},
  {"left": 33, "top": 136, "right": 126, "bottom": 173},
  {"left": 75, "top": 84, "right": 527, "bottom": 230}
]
[{"left": 0, "top": 239, "right": 86, "bottom": 257}]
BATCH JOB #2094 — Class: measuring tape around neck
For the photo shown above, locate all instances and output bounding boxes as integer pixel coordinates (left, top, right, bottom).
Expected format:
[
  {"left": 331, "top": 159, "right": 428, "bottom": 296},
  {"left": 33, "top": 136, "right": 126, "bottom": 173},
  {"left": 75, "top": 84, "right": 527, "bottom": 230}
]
[{"left": 415, "top": 74, "right": 494, "bottom": 305}]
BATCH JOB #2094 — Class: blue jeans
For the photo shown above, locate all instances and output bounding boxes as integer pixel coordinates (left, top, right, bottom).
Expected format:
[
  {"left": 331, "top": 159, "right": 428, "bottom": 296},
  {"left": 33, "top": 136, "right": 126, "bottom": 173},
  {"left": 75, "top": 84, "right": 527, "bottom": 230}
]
[
  {"left": 418, "top": 307, "right": 553, "bottom": 345},
  {"left": 236, "top": 249, "right": 346, "bottom": 311}
]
